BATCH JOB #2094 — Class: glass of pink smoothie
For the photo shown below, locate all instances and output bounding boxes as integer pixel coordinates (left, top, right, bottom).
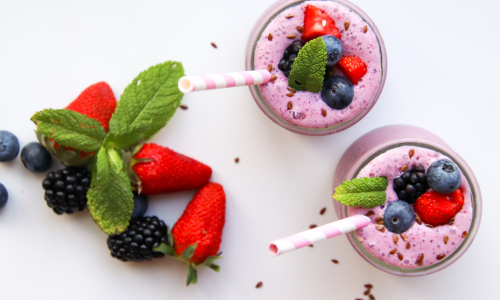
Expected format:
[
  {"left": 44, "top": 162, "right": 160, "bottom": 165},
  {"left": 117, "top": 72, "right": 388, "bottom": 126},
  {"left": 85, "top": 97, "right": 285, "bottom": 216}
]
[
  {"left": 333, "top": 125, "right": 482, "bottom": 276},
  {"left": 246, "top": 0, "right": 387, "bottom": 135}
]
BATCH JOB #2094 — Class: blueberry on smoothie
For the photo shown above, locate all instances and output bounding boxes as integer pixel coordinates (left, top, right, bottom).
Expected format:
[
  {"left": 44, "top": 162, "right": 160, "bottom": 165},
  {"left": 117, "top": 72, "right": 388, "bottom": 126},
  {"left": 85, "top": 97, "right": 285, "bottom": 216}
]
[
  {"left": 0, "top": 131, "right": 20, "bottom": 162},
  {"left": 321, "top": 76, "right": 354, "bottom": 109},
  {"left": 383, "top": 200, "right": 415, "bottom": 234},
  {"left": 322, "top": 35, "right": 343, "bottom": 68},
  {"left": 20, "top": 142, "right": 52, "bottom": 173},
  {"left": 0, "top": 183, "right": 8, "bottom": 209},
  {"left": 426, "top": 159, "right": 461, "bottom": 194},
  {"left": 131, "top": 192, "right": 148, "bottom": 220}
]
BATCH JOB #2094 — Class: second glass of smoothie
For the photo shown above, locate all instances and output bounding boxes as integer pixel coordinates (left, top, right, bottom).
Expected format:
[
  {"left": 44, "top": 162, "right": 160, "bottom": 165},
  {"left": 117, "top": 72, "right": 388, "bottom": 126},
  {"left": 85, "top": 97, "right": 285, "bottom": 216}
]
[
  {"left": 246, "top": 0, "right": 387, "bottom": 135},
  {"left": 332, "top": 125, "right": 481, "bottom": 276}
]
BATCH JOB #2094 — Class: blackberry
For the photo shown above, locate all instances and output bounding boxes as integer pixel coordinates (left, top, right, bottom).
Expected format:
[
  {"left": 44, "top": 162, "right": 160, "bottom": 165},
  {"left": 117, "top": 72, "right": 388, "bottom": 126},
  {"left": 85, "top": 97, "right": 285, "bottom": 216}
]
[
  {"left": 393, "top": 166, "right": 428, "bottom": 204},
  {"left": 107, "top": 216, "right": 168, "bottom": 262},
  {"left": 42, "top": 167, "right": 91, "bottom": 214},
  {"left": 278, "top": 40, "right": 305, "bottom": 77}
]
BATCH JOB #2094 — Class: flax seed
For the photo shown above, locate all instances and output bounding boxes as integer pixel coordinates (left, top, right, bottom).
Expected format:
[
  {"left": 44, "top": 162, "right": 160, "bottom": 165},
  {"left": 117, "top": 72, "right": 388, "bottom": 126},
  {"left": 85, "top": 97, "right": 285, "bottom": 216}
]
[
  {"left": 362, "top": 25, "right": 368, "bottom": 33},
  {"left": 269, "top": 75, "right": 277, "bottom": 82},
  {"left": 397, "top": 253, "right": 404, "bottom": 261},
  {"left": 437, "top": 254, "right": 446, "bottom": 260},
  {"left": 393, "top": 235, "right": 398, "bottom": 245},
  {"left": 310, "top": 224, "right": 317, "bottom": 229},
  {"left": 321, "top": 109, "right": 327, "bottom": 117},
  {"left": 365, "top": 210, "right": 375, "bottom": 217},
  {"left": 268, "top": 33, "right": 273, "bottom": 41},
  {"left": 406, "top": 241, "right": 411, "bottom": 249},
  {"left": 286, "top": 92, "right": 294, "bottom": 97},
  {"left": 267, "top": 64, "right": 273, "bottom": 72},
  {"left": 444, "top": 236, "right": 449, "bottom": 244},
  {"left": 400, "top": 234, "right": 408, "bottom": 242},
  {"left": 256, "top": 282, "right": 263, "bottom": 288},
  {"left": 285, "top": 14, "right": 294, "bottom": 18},
  {"left": 344, "top": 21, "right": 350, "bottom": 30},
  {"left": 287, "top": 101, "right": 293, "bottom": 110},
  {"left": 332, "top": 259, "right": 339, "bottom": 264},
  {"left": 320, "top": 207, "right": 326, "bottom": 215},
  {"left": 415, "top": 214, "right": 422, "bottom": 225},
  {"left": 287, "top": 34, "right": 297, "bottom": 39},
  {"left": 287, "top": 87, "right": 296, "bottom": 93},
  {"left": 211, "top": 42, "right": 218, "bottom": 49},
  {"left": 180, "top": 105, "right": 188, "bottom": 110},
  {"left": 296, "top": 26, "right": 304, "bottom": 33},
  {"left": 416, "top": 253, "right": 424, "bottom": 263},
  {"left": 401, "top": 164, "right": 408, "bottom": 172},
  {"left": 375, "top": 216, "right": 384, "bottom": 224},
  {"left": 389, "top": 249, "right": 397, "bottom": 255},
  {"left": 462, "top": 231, "right": 468, "bottom": 238},
  {"left": 364, "top": 284, "right": 373, "bottom": 289},
  {"left": 409, "top": 149, "right": 415, "bottom": 158}
]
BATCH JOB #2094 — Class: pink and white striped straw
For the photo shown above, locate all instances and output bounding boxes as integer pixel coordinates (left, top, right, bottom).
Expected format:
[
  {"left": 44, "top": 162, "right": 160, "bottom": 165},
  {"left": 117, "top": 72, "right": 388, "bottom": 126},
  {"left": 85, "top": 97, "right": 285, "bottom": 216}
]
[
  {"left": 178, "top": 70, "right": 272, "bottom": 93},
  {"left": 269, "top": 215, "right": 371, "bottom": 257}
]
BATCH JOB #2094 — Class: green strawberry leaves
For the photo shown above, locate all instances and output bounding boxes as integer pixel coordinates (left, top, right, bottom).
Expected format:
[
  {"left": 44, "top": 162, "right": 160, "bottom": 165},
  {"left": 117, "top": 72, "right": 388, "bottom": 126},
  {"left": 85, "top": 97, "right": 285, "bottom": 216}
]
[
  {"left": 31, "top": 109, "right": 106, "bottom": 152},
  {"left": 107, "top": 61, "right": 184, "bottom": 149},
  {"left": 333, "top": 177, "right": 389, "bottom": 208},
  {"left": 32, "top": 61, "right": 185, "bottom": 235},
  {"left": 87, "top": 147, "right": 134, "bottom": 235},
  {"left": 288, "top": 37, "right": 327, "bottom": 93}
]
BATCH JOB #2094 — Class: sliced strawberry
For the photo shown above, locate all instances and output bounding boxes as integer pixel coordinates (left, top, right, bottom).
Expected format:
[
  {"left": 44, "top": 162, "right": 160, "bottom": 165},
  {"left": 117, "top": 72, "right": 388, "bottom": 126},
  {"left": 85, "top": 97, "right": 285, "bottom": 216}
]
[
  {"left": 414, "top": 190, "right": 464, "bottom": 227},
  {"left": 302, "top": 5, "right": 341, "bottom": 41},
  {"left": 337, "top": 56, "right": 367, "bottom": 85}
]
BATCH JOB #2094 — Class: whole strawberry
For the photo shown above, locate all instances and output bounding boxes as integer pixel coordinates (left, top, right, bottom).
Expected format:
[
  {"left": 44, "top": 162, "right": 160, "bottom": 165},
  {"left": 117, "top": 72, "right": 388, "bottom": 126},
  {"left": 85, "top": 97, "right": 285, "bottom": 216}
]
[{"left": 131, "top": 143, "right": 212, "bottom": 195}]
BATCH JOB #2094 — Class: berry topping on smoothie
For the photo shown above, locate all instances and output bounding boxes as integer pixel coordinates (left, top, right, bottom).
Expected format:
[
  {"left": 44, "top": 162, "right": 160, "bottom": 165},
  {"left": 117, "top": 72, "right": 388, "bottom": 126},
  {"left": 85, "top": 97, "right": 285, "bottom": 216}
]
[
  {"left": 393, "top": 166, "right": 428, "bottom": 204},
  {"left": 278, "top": 40, "right": 305, "bottom": 77},
  {"left": 287, "top": 37, "right": 327, "bottom": 93},
  {"left": 321, "top": 76, "right": 354, "bottom": 109},
  {"left": 414, "top": 190, "right": 464, "bottom": 227},
  {"left": 302, "top": 5, "right": 341, "bottom": 41},
  {"left": 337, "top": 56, "right": 367, "bottom": 85},
  {"left": 426, "top": 159, "right": 461, "bottom": 194},
  {"left": 383, "top": 200, "right": 415, "bottom": 234}
]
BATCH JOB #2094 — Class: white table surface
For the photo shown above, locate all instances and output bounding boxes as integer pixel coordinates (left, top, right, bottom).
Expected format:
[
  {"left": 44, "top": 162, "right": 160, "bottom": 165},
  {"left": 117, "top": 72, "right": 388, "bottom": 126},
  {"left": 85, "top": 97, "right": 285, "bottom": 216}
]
[{"left": 0, "top": 0, "right": 498, "bottom": 299}]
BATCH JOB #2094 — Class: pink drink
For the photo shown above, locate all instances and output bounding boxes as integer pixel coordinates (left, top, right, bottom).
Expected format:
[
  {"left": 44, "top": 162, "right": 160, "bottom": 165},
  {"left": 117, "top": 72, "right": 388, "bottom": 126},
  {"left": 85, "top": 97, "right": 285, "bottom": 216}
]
[
  {"left": 246, "top": 0, "right": 387, "bottom": 135},
  {"left": 333, "top": 125, "right": 482, "bottom": 276}
]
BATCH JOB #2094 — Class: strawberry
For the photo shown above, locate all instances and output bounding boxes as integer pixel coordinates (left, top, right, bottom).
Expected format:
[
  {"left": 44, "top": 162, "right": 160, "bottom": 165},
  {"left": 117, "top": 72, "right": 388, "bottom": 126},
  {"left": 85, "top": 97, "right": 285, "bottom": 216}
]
[
  {"left": 337, "top": 56, "right": 367, "bottom": 85},
  {"left": 302, "top": 5, "right": 341, "bottom": 41},
  {"left": 131, "top": 143, "right": 212, "bottom": 195},
  {"left": 66, "top": 82, "right": 117, "bottom": 132},
  {"left": 414, "top": 189, "right": 464, "bottom": 227}
]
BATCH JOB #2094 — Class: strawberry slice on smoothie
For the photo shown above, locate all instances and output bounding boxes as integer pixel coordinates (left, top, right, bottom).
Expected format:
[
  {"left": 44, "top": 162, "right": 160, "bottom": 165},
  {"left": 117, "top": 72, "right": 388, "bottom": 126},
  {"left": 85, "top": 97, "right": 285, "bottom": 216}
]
[{"left": 302, "top": 5, "right": 341, "bottom": 41}]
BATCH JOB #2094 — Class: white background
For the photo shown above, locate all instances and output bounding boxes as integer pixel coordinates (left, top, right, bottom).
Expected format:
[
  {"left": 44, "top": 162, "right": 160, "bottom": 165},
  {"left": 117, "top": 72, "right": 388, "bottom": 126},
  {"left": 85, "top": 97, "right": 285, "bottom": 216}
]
[{"left": 0, "top": 0, "right": 498, "bottom": 299}]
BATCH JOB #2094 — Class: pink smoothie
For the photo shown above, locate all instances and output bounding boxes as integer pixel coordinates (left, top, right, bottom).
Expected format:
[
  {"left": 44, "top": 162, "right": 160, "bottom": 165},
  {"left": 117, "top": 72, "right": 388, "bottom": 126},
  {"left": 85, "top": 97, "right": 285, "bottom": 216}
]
[
  {"left": 347, "top": 146, "right": 473, "bottom": 268},
  {"left": 254, "top": 1, "right": 383, "bottom": 129}
]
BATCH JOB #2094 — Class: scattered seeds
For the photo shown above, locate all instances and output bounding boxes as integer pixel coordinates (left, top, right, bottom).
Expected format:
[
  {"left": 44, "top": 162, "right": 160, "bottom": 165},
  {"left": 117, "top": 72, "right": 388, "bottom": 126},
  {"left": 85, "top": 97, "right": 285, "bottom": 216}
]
[
  {"left": 416, "top": 253, "right": 424, "bottom": 263},
  {"left": 415, "top": 214, "right": 422, "bottom": 225},
  {"left": 400, "top": 234, "right": 408, "bottom": 242},
  {"left": 286, "top": 92, "right": 294, "bottom": 97},
  {"left": 362, "top": 25, "right": 368, "bottom": 33},
  {"left": 308, "top": 245, "right": 314, "bottom": 248},
  {"left": 369, "top": 294, "right": 375, "bottom": 300},
  {"left": 267, "top": 64, "right": 273, "bottom": 72},
  {"left": 256, "top": 282, "right": 263, "bottom": 288},
  {"left": 287, "top": 34, "right": 297, "bottom": 39},
  {"left": 437, "top": 254, "right": 446, "bottom": 260},
  {"left": 393, "top": 235, "right": 399, "bottom": 245},
  {"left": 449, "top": 218, "right": 455, "bottom": 226},
  {"left": 444, "top": 236, "right": 449, "bottom": 244},
  {"left": 332, "top": 259, "right": 339, "bottom": 264},
  {"left": 401, "top": 164, "right": 409, "bottom": 172},
  {"left": 375, "top": 216, "right": 384, "bottom": 224},
  {"left": 406, "top": 241, "right": 411, "bottom": 249},
  {"left": 180, "top": 104, "right": 188, "bottom": 110},
  {"left": 321, "top": 109, "right": 327, "bottom": 117},
  {"left": 409, "top": 149, "right": 415, "bottom": 159},
  {"left": 416, "top": 261, "right": 424, "bottom": 266},
  {"left": 462, "top": 231, "right": 468, "bottom": 238},
  {"left": 296, "top": 26, "right": 304, "bottom": 33},
  {"left": 425, "top": 224, "right": 434, "bottom": 229},
  {"left": 355, "top": 299, "right": 363, "bottom": 300},
  {"left": 310, "top": 224, "right": 318, "bottom": 229},
  {"left": 268, "top": 33, "right": 273, "bottom": 41},
  {"left": 364, "top": 284, "right": 373, "bottom": 289},
  {"left": 365, "top": 210, "right": 375, "bottom": 217},
  {"left": 235, "top": 158, "right": 239, "bottom": 163},
  {"left": 364, "top": 290, "right": 370, "bottom": 296},
  {"left": 287, "top": 101, "right": 293, "bottom": 110},
  {"left": 285, "top": 14, "right": 295, "bottom": 18},
  {"left": 270, "top": 75, "right": 277, "bottom": 82},
  {"left": 287, "top": 87, "right": 296, "bottom": 93},
  {"left": 320, "top": 207, "right": 326, "bottom": 215},
  {"left": 375, "top": 224, "right": 385, "bottom": 231},
  {"left": 344, "top": 21, "right": 350, "bottom": 30},
  {"left": 211, "top": 42, "right": 218, "bottom": 49},
  {"left": 389, "top": 249, "right": 397, "bottom": 255},
  {"left": 397, "top": 253, "right": 404, "bottom": 261}
]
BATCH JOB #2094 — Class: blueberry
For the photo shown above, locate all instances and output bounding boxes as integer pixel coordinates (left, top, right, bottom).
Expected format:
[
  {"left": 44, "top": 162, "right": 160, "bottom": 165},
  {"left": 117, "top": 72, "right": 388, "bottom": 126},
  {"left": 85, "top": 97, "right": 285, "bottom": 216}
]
[
  {"left": 426, "top": 159, "right": 461, "bottom": 194},
  {"left": 321, "top": 35, "right": 343, "bottom": 67},
  {"left": 131, "top": 192, "right": 148, "bottom": 220},
  {"left": 321, "top": 76, "right": 354, "bottom": 110},
  {"left": 0, "top": 183, "right": 8, "bottom": 209},
  {"left": 383, "top": 200, "right": 415, "bottom": 234},
  {"left": 0, "top": 131, "right": 20, "bottom": 162},
  {"left": 20, "top": 142, "right": 52, "bottom": 173}
]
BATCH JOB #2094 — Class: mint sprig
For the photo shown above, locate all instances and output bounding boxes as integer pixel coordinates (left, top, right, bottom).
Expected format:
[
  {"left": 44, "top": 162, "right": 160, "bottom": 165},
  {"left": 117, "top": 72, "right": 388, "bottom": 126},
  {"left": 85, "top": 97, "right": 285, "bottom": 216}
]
[
  {"left": 87, "top": 147, "right": 134, "bottom": 235},
  {"left": 288, "top": 37, "right": 327, "bottom": 93},
  {"left": 107, "top": 61, "right": 184, "bottom": 149},
  {"left": 31, "top": 109, "right": 106, "bottom": 153},
  {"left": 333, "top": 177, "right": 389, "bottom": 208}
]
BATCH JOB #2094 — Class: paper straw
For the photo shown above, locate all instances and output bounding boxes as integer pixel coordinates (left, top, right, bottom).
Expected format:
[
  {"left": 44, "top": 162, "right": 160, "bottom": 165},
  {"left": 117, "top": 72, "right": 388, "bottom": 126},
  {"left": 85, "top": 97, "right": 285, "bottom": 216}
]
[
  {"left": 269, "top": 215, "right": 371, "bottom": 257},
  {"left": 178, "top": 70, "right": 272, "bottom": 93}
]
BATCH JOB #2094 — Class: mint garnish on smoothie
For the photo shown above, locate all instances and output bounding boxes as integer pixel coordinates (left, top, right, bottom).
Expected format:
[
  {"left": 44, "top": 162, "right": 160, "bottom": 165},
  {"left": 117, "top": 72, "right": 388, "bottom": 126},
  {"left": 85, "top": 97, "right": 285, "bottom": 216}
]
[
  {"left": 288, "top": 36, "right": 327, "bottom": 93},
  {"left": 333, "top": 177, "right": 388, "bottom": 208}
]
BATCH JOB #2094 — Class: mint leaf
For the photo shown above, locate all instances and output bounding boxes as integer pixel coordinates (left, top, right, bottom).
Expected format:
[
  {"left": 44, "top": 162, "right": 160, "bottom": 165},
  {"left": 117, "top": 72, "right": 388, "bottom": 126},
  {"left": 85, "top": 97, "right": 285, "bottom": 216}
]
[
  {"left": 333, "top": 177, "right": 388, "bottom": 208},
  {"left": 31, "top": 109, "right": 106, "bottom": 153},
  {"left": 87, "top": 147, "right": 134, "bottom": 234},
  {"left": 108, "top": 61, "right": 184, "bottom": 149},
  {"left": 288, "top": 37, "right": 327, "bottom": 93}
]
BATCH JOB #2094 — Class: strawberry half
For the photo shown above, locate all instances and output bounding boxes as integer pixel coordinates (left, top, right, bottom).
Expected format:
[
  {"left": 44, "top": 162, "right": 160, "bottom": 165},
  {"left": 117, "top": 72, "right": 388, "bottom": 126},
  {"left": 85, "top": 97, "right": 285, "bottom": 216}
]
[
  {"left": 130, "top": 143, "right": 212, "bottom": 195},
  {"left": 414, "top": 190, "right": 464, "bottom": 227},
  {"left": 302, "top": 5, "right": 341, "bottom": 41},
  {"left": 154, "top": 183, "right": 226, "bottom": 286},
  {"left": 337, "top": 56, "right": 367, "bottom": 85}
]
